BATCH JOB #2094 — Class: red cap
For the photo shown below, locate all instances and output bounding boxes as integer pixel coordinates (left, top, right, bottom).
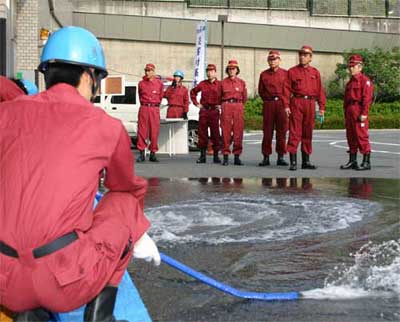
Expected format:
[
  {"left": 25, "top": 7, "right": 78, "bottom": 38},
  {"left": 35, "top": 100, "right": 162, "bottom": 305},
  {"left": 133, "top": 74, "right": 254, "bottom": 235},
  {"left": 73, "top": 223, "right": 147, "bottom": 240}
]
[
  {"left": 226, "top": 60, "right": 239, "bottom": 68},
  {"left": 144, "top": 63, "right": 156, "bottom": 71},
  {"left": 268, "top": 50, "right": 281, "bottom": 60},
  {"left": 206, "top": 64, "right": 217, "bottom": 71},
  {"left": 299, "top": 45, "right": 313, "bottom": 55},
  {"left": 348, "top": 54, "right": 363, "bottom": 67}
]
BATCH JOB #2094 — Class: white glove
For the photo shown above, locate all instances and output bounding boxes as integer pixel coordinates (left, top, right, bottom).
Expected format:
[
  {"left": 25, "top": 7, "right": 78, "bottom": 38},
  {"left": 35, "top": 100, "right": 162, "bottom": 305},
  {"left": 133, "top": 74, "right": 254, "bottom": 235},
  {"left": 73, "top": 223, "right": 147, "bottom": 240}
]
[{"left": 132, "top": 233, "right": 161, "bottom": 266}]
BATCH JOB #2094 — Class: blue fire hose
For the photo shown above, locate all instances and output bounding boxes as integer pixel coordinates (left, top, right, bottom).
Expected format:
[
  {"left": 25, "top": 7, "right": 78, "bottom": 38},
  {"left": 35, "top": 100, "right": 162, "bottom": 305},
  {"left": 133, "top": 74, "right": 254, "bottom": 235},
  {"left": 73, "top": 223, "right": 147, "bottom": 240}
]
[
  {"left": 95, "top": 191, "right": 299, "bottom": 301},
  {"left": 160, "top": 252, "right": 299, "bottom": 301}
]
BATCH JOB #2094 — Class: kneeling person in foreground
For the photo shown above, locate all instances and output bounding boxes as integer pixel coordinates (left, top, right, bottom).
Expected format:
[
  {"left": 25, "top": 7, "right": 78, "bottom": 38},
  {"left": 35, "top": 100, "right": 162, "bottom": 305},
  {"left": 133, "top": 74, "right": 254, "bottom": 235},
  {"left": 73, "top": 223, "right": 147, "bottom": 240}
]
[{"left": 0, "top": 26, "right": 160, "bottom": 322}]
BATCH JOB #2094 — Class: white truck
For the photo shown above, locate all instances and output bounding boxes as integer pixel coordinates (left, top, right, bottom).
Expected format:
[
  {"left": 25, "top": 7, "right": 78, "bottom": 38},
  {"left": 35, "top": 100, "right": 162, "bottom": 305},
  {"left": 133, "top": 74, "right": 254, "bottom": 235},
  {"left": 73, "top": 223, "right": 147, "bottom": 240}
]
[{"left": 94, "top": 81, "right": 200, "bottom": 150}]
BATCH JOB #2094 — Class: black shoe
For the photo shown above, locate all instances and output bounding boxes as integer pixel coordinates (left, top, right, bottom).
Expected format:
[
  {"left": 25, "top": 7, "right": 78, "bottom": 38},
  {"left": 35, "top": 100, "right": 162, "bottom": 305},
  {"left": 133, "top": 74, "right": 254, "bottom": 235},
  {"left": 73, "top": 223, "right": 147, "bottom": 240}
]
[
  {"left": 277, "top": 154, "right": 288, "bottom": 166},
  {"left": 356, "top": 153, "right": 371, "bottom": 171},
  {"left": 258, "top": 155, "right": 270, "bottom": 167},
  {"left": 84, "top": 286, "right": 128, "bottom": 322},
  {"left": 149, "top": 152, "right": 159, "bottom": 162},
  {"left": 234, "top": 155, "right": 243, "bottom": 166},
  {"left": 222, "top": 154, "right": 229, "bottom": 166},
  {"left": 289, "top": 153, "right": 297, "bottom": 171},
  {"left": 15, "top": 308, "right": 51, "bottom": 322},
  {"left": 136, "top": 150, "right": 145, "bottom": 163},
  {"left": 196, "top": 149, "right": 206, "bottom": 164},
  {"left": 301, "top": 152, "right": 317, "bottom": 169},
  {"left": 213, "top": 150, "right": 221, "bottom": 164},
  {"left": 340, "top": 153, "right": 359, "bottom": 170}
]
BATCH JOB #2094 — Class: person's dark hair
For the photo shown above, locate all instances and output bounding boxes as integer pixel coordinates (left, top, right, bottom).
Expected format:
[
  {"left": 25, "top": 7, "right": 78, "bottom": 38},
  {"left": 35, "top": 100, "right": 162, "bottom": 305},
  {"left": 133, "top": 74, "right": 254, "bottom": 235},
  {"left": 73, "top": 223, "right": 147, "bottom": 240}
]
[
  {"left": 10, "top": 78, "right": 28, "bottom": 94},
  {"left": 225, "top": 67, "right": 240, "bottom": 75},
  {"left": 44, "top": 63, "right": 85, "bottom": 89}
]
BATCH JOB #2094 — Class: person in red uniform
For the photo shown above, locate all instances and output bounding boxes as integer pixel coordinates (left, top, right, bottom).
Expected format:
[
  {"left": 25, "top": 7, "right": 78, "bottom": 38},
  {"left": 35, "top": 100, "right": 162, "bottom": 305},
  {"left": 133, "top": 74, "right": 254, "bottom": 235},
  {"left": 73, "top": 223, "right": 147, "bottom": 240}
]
[
  {"left": 0, "top": 76, "right": 39, "bottom": 101},
  {"left": 286, "top": 45, "right": 326, "bottom": 171},
  {"left": 164, "top": 70, "right": 189, "bottom": 119},
  {"left": 190, "top": 64, "right": 222, "bottom": 164},
  {"left": 340, "top": 54, "right": 374, "bottom": 171},
  {"left": 258, "top": 50, "right": 290, "bottom": 167},
  {"left": 0, "top": 26, "right": 160, "bottom": 322},
  {"left": 136, "top": 63, "right": 164, "bottom": 163},
  {"left": 220, "top": 60, "right": 247, "bottom": 166}
]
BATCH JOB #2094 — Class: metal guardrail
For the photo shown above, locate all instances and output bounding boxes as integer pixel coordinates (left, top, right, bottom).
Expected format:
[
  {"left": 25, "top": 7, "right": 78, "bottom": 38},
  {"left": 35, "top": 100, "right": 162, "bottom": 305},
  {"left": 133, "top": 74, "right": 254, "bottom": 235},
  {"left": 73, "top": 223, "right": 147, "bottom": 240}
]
[
  {"left": 108, "top": 0, "right": 400, "bottom": 18},
  {"left": 186, "top": 0, "right": 400, "bottom": 18}
]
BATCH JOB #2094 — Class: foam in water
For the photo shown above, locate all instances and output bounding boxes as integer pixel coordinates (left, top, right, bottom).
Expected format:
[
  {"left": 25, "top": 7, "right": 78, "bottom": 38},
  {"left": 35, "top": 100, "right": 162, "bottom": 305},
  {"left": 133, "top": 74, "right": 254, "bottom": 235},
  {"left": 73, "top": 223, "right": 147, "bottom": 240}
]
[
  {"left": 146, "top": 194, "right": 381, "bottom": 244},
  {"left": 302, "top": 239, "right": 400, "bottom": 300}
]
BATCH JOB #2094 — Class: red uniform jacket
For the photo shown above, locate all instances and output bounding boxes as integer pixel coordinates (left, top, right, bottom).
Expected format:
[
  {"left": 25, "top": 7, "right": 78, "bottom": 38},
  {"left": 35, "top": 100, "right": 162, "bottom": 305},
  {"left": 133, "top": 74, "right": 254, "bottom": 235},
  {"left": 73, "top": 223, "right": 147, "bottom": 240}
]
[
  {"left": 138, "top": 77, "right": 164, "bottom": 105},
  {"left": 221, "top": 77, "right": 247, "bottom": 103},
  {"left": 344, "top": 73, "right": 374, "bottom": 116},
  {"left": 0, "top": 83, "right": 149, "bottom": 253},
  {"left": 287, "top": 65, "right": 326, "bottom": 111},
  {"left": 258, "top": 68, "right": 290, "bottom": 108},
  {"left": 0, "top": 76, "right": 26, "bottom": 102},
  {"left": 164, "top": 84, "right": 189, "bottom": 113},
  {"left": 190, "top": 79, "right": 222, "bottom": 106}
]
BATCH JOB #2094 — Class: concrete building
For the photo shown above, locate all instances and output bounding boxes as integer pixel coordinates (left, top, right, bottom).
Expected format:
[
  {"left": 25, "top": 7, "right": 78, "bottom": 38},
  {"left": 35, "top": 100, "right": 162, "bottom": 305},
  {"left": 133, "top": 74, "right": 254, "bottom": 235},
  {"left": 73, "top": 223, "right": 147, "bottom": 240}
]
[{"left": 1, "top": 0, "right": 399, "bottom": 96}]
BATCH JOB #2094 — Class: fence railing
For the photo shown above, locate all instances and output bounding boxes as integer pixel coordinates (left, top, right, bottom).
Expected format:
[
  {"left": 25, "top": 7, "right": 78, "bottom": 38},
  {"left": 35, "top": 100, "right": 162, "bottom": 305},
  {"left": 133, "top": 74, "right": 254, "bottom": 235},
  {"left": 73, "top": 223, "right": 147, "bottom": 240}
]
[{"left": 184, "top": 0, "right": 400, "bottom": 18}]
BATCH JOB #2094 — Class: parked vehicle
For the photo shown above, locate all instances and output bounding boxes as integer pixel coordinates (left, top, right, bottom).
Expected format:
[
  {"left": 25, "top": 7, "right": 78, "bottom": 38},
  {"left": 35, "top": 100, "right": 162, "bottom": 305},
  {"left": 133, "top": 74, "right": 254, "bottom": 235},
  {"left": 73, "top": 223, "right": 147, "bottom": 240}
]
[{"left": 94, "top": 81, "right": 200, "bottom": 150}]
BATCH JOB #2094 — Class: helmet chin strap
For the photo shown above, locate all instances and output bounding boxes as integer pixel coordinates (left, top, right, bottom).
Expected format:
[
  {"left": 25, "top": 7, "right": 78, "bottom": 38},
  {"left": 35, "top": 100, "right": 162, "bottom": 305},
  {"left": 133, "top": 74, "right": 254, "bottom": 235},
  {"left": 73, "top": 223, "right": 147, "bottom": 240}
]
[{"left": 85, "top": 68, "right": 102, "bottom": 103}]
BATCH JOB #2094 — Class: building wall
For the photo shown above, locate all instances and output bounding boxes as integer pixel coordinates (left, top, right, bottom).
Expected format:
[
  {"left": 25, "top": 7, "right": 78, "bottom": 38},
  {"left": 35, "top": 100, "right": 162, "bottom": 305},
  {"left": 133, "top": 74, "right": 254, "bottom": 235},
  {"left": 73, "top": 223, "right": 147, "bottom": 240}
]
[
  {"left": 100, "top": 39, "right": 342, "bottom": 97},
  {"left": 15, "top": 0, "right": 39, "bottom": 72},
  {"left": 73, "top": 0, "right": 400, "bottom": 34}
]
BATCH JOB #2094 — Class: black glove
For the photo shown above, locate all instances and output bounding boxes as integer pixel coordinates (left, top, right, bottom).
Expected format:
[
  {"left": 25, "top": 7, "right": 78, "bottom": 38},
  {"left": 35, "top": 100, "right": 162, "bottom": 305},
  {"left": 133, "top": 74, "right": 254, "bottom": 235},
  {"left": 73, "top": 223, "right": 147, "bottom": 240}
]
[{"left": 182, "top": 112, "right": 188, "bottom": 120}]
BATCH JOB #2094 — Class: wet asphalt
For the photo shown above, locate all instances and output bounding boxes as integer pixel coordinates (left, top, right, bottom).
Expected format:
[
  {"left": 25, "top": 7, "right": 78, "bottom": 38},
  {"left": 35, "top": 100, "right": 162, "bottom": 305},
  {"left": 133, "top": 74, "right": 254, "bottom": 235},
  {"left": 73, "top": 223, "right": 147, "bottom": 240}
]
[{"left": 134, "top": 130, "right": 400, "bottom": 179}]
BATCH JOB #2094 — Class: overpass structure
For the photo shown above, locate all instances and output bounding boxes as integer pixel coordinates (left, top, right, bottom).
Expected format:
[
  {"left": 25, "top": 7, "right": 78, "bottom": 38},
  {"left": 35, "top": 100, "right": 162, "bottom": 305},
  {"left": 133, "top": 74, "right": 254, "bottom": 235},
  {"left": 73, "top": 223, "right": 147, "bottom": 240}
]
[{"left": 1, "top": 0, "right": 399, "bottom": 95}]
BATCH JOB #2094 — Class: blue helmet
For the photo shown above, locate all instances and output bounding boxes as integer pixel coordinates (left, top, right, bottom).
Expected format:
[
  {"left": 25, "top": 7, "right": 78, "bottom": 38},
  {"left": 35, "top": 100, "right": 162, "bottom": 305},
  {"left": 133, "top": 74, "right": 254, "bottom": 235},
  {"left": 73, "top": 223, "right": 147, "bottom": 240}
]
[
  {"left": 20, "top": 79, "right": 38, "bottom": 95},
  {"left": 38, "top": 26, "right": 108, "bottom": 79},
  {"left": 173, "top": 70, "right": 184, "bottom": 79}
]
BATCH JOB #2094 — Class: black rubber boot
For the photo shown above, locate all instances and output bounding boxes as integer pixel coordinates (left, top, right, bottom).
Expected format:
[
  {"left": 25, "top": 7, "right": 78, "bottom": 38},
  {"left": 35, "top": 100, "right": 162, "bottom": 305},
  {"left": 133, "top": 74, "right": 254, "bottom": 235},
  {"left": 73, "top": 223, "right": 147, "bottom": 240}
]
[
  {"left": 340, "top": 153, "right": 359, "bottom": 170},
  {"left": 301, "top": 152, "right": 317, "bottom": 169},
  {"left": 234, "top": 154, "right": 243, "bottom": 166},
  {"left": 276, "top": 154, "right": 288, "bottom": 166},
  {"left": 289, "top": 153, "right": 297, "bottom": 171},
  {"left": 196, "top": 149, "right": 206, "bottom": 164},
  {"left": 136, "top": 150, "right": 145, "bottom": 163},
  {"left": 357, "top": 153, "right": 371, "bottom": 171},
  {"left": 84, "top": 286, "right": 128, "bottom": 322},
  {"left": 149, "top": 152, "right": 159, "bottom": 162},
  {"left": 258, "top": 155, "right": 270, "bottom": 167},
  {"left": 15, "top": 308, "right": 51, "bottom": 322},
  {"left": 213, "top": 150, "right": 221, "bottom": 164},
  {"left": 222, "top": 154, "right": 229, "bottom": 166}
]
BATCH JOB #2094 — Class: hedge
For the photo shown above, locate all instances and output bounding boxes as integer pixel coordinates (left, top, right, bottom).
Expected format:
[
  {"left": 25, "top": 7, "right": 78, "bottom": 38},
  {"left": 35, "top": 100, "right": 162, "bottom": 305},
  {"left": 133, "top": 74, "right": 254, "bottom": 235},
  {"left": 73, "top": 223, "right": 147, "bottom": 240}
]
[{"left": 244, "top": 98, "right": 400, "bottom": 130}]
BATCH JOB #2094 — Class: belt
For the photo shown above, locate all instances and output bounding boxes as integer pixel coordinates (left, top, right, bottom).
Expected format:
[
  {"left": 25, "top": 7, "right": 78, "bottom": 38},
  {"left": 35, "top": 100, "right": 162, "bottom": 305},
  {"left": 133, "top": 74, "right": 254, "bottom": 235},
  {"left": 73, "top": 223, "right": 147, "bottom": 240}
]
[
  {"left": 223, "top": 99, "right": 242, "bottom": 103},
  {"left": 293, "top": 95, "right": 316, "bottom": 100},
  {"left": 203, "top": 105, "right": 218, "bottom": 110},
  {"left": 169, "top": 105, "right": 183, "bottom": 108},
  {"left": 0, "top": 232, "right": 78, "bottom": 259},
  {"left": 264, "top": 96, "right": 280, "bottom": 101},
  {"left": 142, "top": 103, "right": 160, "bottom": 107}
]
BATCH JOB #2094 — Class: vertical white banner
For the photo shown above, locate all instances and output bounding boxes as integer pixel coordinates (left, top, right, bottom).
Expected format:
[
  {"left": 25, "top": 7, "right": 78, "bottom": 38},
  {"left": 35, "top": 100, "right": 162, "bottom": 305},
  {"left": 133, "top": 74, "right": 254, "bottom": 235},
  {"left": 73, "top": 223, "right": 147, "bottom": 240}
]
[{"left": 193, "top": 20, "right": 207, "bottom": 87}]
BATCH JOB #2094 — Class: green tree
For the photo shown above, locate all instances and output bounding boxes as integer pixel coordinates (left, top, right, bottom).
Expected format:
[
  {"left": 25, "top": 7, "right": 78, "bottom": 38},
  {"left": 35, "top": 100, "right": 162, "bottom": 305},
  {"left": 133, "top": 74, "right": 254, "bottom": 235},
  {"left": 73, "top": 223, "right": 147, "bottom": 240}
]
[{"left": 328, "top": 47, "right": 400, "bottom": 102}]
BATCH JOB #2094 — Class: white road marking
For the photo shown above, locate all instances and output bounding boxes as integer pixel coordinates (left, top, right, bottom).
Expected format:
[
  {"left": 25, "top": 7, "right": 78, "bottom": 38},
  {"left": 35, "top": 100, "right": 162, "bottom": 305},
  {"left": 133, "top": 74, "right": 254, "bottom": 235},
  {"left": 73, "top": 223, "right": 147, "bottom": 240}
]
[{"left": 330, "top": 140, "right": 400, "bottom": 155}]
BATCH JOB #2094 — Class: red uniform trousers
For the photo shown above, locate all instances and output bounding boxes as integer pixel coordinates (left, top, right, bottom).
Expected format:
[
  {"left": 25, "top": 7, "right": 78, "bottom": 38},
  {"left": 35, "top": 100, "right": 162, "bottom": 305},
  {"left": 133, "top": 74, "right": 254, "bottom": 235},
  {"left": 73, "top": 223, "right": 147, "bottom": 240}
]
[
  {"left": 287, "top": 97, "right": 315, "bottom": 155},
  {"left": 197, "top": 108, "right": 221, "bottom": 150},
  {"left": 221, "top": 102, "right": 244, "bottom": 155},
  {"left": 166, "top": 106, "right": 184, "bottom": 118},
  {"left": 261, "top": 100, "right": 288, "bottom": 156},
  {"left": 345, "top": 104, "right": 371, "bottom": 154},
  {"left": 136, "top": 106, "right": 160, "bottom": 152},
  {"left": 1, "top": 192, "right": 144, "bottom": 313}
]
